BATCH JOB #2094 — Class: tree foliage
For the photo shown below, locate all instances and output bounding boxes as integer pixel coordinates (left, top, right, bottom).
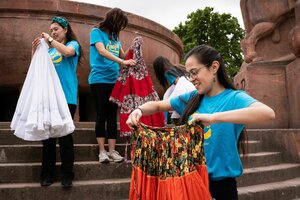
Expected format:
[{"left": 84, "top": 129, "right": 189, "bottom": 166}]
[{"left": 173, "top": 7, "right": 245, "bottom": 77}]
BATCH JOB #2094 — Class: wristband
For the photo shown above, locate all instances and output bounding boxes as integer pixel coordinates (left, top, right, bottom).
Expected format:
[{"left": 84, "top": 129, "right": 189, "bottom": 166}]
[
  {"left": 48, "top": 37, "right": 54, "bottom": 44},
  {"left": 137, "top": 107, "right": 143, "bottom": 115}
]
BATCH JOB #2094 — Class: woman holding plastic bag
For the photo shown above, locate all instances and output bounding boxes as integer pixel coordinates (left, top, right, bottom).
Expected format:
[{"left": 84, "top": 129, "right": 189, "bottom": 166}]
[{"left": 30, "top": 16, "right": 81, "bottom": 188}]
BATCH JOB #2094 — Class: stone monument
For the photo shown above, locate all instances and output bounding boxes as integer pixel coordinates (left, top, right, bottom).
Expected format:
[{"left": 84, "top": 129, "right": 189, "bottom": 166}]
[{"left": 235, "top": 0, "right": 300, "bottom": 129}]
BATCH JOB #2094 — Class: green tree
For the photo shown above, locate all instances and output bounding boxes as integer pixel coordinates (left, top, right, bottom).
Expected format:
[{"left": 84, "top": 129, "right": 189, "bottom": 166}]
[{"left": 173, "top": 7, "right": 245, "bottom": 77}]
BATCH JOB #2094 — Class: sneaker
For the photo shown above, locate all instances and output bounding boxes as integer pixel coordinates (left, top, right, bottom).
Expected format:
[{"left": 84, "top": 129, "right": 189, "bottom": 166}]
[
  {"left": 108, "top": 150, "right": 124, "bottom": 163},
  {"left": 40, "top": 174, "right": 53, "bottom": 187},
  {"left": 61, "top": 178, "right": 72, "bottom": 188},
  {"left": 99, "top": 150, "right": 110, "bottom": 163}
]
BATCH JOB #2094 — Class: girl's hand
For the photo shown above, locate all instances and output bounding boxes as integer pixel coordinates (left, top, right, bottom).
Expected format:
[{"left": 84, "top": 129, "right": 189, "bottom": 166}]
[
  {"left": 123, "top": 59, "right": 136, "bottom": 66},
  {"left": 190, "top": 113, "right": 216, "bottom": 127},
  {"left": 41, "top": 32, "right": 50, "bottom": 40},
  {"left": 126, "top": 108, "right": 143, "bottom": 128},
  {"left": 31, "top": 37, "right": 41, "bottom": 55}
]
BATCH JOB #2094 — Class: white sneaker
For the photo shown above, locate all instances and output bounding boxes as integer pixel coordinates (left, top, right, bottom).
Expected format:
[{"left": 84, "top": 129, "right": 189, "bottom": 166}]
[
  {"left": 108, "top": 150, "right": 124, "bottom": 163},
  {"left": 99, "top": 151, "right": 110, "bottom": 163}
]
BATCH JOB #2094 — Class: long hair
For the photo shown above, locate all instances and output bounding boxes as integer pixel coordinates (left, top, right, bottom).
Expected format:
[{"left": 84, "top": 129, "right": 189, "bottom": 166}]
[
  {"left": 51, "top": 19, "right": 82, "bottom": 63},
  {"left": 153, "top": 56, "right": 187, "bottom": 89},
  {"left": 178, "top": 45, "right": 247, "bottom": 155},
  {"left": 96, "top": 8, "right": 128, "bottom": 41}
]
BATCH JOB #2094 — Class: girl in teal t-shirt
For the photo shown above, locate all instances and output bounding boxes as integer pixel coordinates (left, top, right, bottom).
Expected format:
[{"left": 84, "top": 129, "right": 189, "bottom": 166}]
[
  {"left": 126, "top": 45, "right": 275, "bottom": 200},
  {"left": 88, "top": 8, "right": 136, "bottom": 164},
  {"left": 31, "top": 16, "right": 81, "bottom": 188}
]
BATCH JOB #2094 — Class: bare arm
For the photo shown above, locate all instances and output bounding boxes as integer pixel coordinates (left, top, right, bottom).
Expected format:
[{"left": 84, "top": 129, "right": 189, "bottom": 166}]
[
  {"left": 42, "top": 32, "right": 75, "bottom": 57},
  {"left": 96, "top": 42, "right": 124, "bottom": 64},
  {"left": 119, "top": 47, "right": 130, "bottom": 59},
  {"left": 191, "top": 102, "right": 275, "bottom": 127},
  {"left": 126, "top": 99, "right": 172, "bottom": 127},
  {"left": 31, "top": 37, "right": 41, "bottom": 56},
  {"left": 95, "top": 42, "right": 136, "bottom": 66}
]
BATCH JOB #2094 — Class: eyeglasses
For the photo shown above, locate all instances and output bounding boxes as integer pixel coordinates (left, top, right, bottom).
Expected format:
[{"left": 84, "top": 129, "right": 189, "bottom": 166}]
[{"left": 186, "top": 66, "right": 205, "bottom": 80}]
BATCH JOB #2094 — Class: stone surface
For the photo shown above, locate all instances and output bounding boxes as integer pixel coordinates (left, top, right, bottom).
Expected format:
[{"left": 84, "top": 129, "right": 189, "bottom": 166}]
[
  {"left": 240, "top": 0, "right": 297, "bottom": 63},
  {"left": 0, "top": 0, "right": 183, "bottom": 121},
  {"left": 234, "top": 61, "right": 289, "bottom": 128}
]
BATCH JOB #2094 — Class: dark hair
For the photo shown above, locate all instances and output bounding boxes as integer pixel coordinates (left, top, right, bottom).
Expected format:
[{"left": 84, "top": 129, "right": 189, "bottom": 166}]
[
  {"left": 178, "top": 45, "right": 247, "bottom": 155},
  {"left": 96, "top": 8, "right": 128, "bottom": 41},
  {"left": 51, "top": 18, "right": 82, "bottom": 63},
  {"left": 153, "top": 56, "right": 187, "bottom": 89}
]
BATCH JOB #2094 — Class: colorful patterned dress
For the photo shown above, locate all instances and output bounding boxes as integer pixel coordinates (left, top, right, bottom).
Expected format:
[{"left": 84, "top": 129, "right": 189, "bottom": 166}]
[
  {"left": 130, "top": 122, "right": 211, "bottom": 200},
  {"left": 110, "top": 37, "right": 165, "bottom": 137}
]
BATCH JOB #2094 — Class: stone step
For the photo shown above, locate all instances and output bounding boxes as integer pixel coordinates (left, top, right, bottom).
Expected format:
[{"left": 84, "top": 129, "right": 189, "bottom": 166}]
[
  {"left": 0, "top": 144, "right": 132, "bottom": 163},
  {"left": 241, "top": 151, "right": 283, "bottom": 168},
  {"left": 0, "top": 128, "right": 129, "bottom": 145},
  {"left": 0, "top": 178, "right": 130, "bottom": 200},
  {"left": 1, "top": 129, "right": 264, "bottom": 153},
  {"left": 237, "top": 163, "right": 300, "bottom": 187},
  {"left": 0, "top": 122, "right": 10, "bottom": 129},
  {"left": 238, "top": 177, "right": 300, "bottom": 200},
  {"left": 246, "top": 129, "right": 287, "bottom": 140},
  {"left": 244, "top": 140, "right": 263, "bottom": 154},
  {"left": 0, "top": 161, "right": 132, "bottom": 183},
  {"left": 0, "top": 143, "right": 277, "bottom": 166}
]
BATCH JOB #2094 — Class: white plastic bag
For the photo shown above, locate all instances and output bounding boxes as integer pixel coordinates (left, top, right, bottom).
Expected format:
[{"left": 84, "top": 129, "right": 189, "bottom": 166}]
[{"left": 11, "top": 39, "right": 75, "bottom": 141}]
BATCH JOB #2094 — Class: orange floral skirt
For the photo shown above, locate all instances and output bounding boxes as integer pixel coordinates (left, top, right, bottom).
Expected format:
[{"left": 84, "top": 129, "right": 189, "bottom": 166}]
[{"left": 130, "top": 122, "right": 211, "bottom": 200}]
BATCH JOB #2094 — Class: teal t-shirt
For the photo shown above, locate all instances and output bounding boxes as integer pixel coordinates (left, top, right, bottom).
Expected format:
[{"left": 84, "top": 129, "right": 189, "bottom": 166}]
[
  {"left": 170, "top": 89, "right": 257, "bottom": 180},
  {"left": 48, "top": 40, "right": 80, "bottom": 105},
  {"left": 88, "top": 28, "right": 121, "bottom": 84}
]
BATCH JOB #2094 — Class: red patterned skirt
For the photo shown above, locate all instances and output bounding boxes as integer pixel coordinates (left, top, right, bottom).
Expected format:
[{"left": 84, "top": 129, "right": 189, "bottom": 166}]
[
  {"left": 130, "top": 122, "right": 211, "bottom": 200},
  {"left": 110, "top": 50, "right": 165, "bottom": 137}
]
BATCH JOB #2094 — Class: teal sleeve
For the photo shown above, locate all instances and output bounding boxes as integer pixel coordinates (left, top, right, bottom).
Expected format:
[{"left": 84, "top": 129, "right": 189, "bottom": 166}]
[
  {"left": 233, "top": 90, "right": 257, "bottom": 109},
  {"left": 90, "top": 28, "right": 104, "bottom": 45},
  {"left": 170, "top": 90, "right": 198, "bottom": 115},
  {"left": 67, "top": 41, "right": 80, "bottom": 57}
]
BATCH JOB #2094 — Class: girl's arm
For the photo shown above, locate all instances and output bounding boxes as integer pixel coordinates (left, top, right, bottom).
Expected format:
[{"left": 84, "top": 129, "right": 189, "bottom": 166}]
[
  {"left": 126, "top": 99, "right": 172, "bottom": 127},
  {"left": 95, "top": 42, "right": 136, "bottom": 66},
  {"left": 42, "top": 32, "right": 75, "bottom": 57},
  {"left": 191, "top": 102, "right": 275, "bottom": 126},
  {"left": 119, "top": 47, "right": 130, "bottom": 59}
]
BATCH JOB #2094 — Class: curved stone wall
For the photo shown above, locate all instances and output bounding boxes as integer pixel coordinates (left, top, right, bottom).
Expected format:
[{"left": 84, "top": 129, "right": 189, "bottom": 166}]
[{"left": 0, "top": 0, "right": 183, "bottom": 120}]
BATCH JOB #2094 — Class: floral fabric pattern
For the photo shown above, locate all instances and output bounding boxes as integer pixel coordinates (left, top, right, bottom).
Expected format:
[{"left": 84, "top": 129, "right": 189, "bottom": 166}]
[
  {"left": 129, "top": 122, "right": 211, "bottom": 200},
  {"left": 131, "top": 122, "right": 206, "bottom": 179}
]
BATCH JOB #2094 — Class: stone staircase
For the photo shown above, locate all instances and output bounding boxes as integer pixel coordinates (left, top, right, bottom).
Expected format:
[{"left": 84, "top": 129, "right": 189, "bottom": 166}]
[{"left": 0, "top": 122, "right": 300, "bottom": 200}]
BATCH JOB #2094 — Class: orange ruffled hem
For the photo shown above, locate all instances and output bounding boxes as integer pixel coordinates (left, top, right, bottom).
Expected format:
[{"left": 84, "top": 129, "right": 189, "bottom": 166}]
[{"left": 130, "top": 165, "right": 211, "bottom": 200}]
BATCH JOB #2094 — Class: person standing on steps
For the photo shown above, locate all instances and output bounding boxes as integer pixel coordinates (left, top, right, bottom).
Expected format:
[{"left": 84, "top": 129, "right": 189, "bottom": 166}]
[
  {"left": 88, "top": 8, "right": 136, "bottom": 163},
  {"left": 32, "top": 16, "right": 81, "bottom": 188}
]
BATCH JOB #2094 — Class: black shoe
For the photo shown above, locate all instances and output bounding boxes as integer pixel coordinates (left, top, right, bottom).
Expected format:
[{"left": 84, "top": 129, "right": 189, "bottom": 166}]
[
  {"left": 40, "top": 176, "right": 53, "bottom": 187},
  {"left": 61, "top": 178, "right": 72, "bottom": 188}
]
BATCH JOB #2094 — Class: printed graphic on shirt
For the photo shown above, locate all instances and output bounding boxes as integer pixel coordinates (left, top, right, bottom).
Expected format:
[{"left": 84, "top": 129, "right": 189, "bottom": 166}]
[
  {"left": 190, "top": 113, "right": 212, "bottom": 145},
  {"left": 105, "top": 40, "right": 119, "bottom": 54},
  {"left": 49, "top": 50, "right": 62, "bottom": 66}
]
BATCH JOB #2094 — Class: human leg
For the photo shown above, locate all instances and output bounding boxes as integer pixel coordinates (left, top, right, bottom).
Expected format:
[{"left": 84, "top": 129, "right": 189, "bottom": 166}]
[
  {"left": 209, "top": 178, "right": 238, "bottom": 200},
  {"left": 106, "top": 84, "right": 123, "bottom": 162},
  {"left": 91, "top": 83, "right": 110, "bottom": 163},
  {"left": 58, "top": 104, "right": 76, "bottom": 187},
  {"left": 41, "top": 138, "right": 57, "bottom": 186}
]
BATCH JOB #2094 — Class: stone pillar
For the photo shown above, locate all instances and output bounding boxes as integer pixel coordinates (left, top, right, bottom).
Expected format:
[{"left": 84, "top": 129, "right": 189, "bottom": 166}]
[
  {"left": 234, "top": 61, "right": 289, "bottom": 128},
  {"left": 286, "top": 0, "right": 300, "bottom": 128},
  {"left": 236, "top": 0, "right": 300, "bottom": 128}
]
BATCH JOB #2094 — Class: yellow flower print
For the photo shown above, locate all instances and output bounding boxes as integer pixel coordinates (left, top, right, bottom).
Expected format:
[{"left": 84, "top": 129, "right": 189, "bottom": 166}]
[
  {"left": 135, "top": 149, "right": 141, "bottom": 157},
  {"left": 170, "top": 130, "right": 174, "bottom": 136},
  {"left": 184, "top": 167, "right": 189, "bottom": 173},
  {"left": 190, "top": 127, "right": 195, "bottom": 135}
]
